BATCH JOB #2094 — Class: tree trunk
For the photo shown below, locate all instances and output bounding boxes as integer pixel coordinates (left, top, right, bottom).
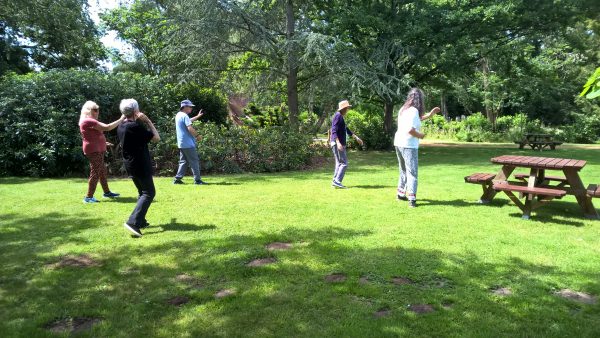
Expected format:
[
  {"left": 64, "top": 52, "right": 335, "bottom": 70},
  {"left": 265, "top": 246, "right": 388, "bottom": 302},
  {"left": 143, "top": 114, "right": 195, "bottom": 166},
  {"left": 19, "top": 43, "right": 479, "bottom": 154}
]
[
  {"left": 481, "top": 57, "right": 497, "bottom": 129},
  {"left": 384, "top": 100, "right": 394, "bottom": 135},
  {"left": 440, "top": 91, "right": 448, "bottom": 120},
  {"left": 286, "top": 0, "right": 299, "bottom": 129}
]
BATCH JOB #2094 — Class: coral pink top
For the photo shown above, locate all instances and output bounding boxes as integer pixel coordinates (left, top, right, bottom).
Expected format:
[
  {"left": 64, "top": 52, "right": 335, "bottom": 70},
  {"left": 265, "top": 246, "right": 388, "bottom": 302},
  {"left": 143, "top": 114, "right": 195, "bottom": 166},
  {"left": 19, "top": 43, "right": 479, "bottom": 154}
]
[{"left": 79, "top": 118, "right": 106, "bottom": 155}]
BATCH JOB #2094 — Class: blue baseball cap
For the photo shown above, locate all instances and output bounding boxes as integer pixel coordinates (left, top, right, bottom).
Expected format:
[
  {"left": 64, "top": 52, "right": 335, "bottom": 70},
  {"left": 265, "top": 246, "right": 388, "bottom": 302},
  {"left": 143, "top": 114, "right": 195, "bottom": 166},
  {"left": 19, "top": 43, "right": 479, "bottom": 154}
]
[{"left": 180, "top": 99, "right": 195, "bottom": 108}]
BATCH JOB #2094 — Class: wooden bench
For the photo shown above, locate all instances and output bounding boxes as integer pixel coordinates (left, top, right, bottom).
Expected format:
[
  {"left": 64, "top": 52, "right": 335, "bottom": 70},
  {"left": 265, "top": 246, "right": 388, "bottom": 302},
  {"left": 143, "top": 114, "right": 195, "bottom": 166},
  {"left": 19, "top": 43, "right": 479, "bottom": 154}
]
[
  {"left": 464, "top": 173, "right": 495, "bottom": 184},
  {"left": 493, "top": 183, "right": 567, "bottom": 219},
  {"left": 514, "top": 173, "right": 568, "bottom": 183},
  {"left": 464, "top": 173, "right": 496, "bottom": 203},
  {"left": 515, "top": 141, "right": 563, "bottom": 151},
  {"left": 493, "top": 183, "right": 566, "bottom": 197},
  {"left": 588, "top": 184, "right": 600, "bottom": 198}
]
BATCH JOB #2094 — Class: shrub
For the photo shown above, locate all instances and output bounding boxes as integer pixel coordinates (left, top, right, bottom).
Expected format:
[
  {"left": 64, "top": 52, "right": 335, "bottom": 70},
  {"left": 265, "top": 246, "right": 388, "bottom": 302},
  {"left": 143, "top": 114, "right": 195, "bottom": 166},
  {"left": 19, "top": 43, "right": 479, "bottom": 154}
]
[
  {"left": 561, "top": 113, "right": 600, "bottom": 143},
  {"left": 0, "top": 70, "right": 225, "bottom": 177},
  {"left": 344, "top": 110, "right": 393, "bottom": 150},
  {"left": 165, "top": 123, "right": 326, "bottom": 175}
]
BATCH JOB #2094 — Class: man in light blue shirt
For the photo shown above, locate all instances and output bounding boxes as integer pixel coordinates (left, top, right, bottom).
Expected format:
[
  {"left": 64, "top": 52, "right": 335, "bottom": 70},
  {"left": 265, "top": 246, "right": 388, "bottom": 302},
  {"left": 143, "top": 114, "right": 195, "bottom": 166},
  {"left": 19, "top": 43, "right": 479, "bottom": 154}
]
[{"left": 174, "top": 99, "right": 206, "bottom": 185}]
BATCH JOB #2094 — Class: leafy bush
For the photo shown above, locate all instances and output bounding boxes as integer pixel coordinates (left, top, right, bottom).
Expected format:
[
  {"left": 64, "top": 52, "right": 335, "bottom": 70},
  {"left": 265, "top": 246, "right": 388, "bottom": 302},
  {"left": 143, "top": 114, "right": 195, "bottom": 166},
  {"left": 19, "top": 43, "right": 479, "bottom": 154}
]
[
  {"left": 0, "top": 70, "right": 325, "bottom": 177},
  {"left": 422, "top": 112, "right": 557, "bottom": 143},
  {"left": 150, "top": 123, "right": 328, "bottom": 175},
  {"left": 344, "top": 110, "right": 393, "bottom": 150},
  {"left": 561, "top": 113, "right": 600, "bottom": 144}
]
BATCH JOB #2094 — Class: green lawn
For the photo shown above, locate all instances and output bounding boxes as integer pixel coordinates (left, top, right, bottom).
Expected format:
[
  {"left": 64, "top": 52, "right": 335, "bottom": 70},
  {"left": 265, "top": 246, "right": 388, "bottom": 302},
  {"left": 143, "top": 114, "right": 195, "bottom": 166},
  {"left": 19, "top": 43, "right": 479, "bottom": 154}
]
[{"left": 1, "top": 144, "right": 600, "bottom": 337}]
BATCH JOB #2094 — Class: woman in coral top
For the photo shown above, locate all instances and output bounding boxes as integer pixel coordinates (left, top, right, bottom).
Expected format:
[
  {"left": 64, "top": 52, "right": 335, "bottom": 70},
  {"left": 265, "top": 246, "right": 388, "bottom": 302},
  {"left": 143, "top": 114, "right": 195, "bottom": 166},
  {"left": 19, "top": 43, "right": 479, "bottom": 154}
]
[{"left": 79, "top": 101, "right": 125, "bottom": 203}]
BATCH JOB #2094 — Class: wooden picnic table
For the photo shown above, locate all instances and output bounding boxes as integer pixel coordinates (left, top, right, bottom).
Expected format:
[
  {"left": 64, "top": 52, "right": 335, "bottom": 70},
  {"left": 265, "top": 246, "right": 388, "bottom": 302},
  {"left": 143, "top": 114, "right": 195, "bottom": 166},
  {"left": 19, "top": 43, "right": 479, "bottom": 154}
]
[
  {"left": 477, "top": 155, "right": 598, "bottom": 220},
  {"left": 515, "top": 133, "right": 562, "bottom": 151}
]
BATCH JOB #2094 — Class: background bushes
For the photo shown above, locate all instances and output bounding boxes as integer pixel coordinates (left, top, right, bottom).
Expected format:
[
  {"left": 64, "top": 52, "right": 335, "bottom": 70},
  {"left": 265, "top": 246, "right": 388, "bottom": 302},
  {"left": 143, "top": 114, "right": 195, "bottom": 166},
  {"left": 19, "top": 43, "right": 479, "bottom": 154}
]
[
  {"left": 422, "top": 112, "right": 600, "bottom": 144},
  {"left": 0, "top": 70, "right": 322, "bottom": 177}
]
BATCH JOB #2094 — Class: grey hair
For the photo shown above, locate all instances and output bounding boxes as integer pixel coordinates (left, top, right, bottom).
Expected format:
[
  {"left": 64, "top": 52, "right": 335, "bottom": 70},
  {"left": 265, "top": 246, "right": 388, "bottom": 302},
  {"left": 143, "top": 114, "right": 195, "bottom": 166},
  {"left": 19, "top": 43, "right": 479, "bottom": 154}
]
[
  {"left": 400, "top": 88, "right": 425, "bottom": 116},
  {"left": 119, "top": 99, "right": 139, "bottom": 117}
]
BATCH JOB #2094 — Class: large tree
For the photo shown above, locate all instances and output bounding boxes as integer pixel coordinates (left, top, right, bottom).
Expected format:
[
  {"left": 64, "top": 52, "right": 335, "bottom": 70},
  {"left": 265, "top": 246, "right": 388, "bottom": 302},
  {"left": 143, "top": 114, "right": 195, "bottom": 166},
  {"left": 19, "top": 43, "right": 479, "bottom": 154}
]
[
  {"left": 313, "top": 0, "right": 592, "bottom": 132},
  {"left": 0, "top": 0, "right": 105, "bottom": 75},
  {"left": 157, "top": 0, "right": 332, "bottom": 129}
]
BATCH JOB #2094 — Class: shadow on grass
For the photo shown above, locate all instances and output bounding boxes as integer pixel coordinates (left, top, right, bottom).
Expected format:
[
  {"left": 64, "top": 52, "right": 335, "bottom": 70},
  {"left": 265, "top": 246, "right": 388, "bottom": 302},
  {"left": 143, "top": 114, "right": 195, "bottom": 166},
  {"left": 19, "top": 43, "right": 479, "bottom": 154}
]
[
  {"left": 104, "top": 197, "right": 139, "bottom": 203},
  {"left": 351, "top": 185, "right": 395, "bottom": 189},
  {"left": 144, "top": 218, "right": 217, "bottom": 234},
  {"left": 206, "top": 181, "right": 241, "bottom": 186},
  {"left": 2, "top": 220, "right": 599, "bottom": 336},
  {"left": 0, "top": 177, "right": 53, "bottom": 185}
]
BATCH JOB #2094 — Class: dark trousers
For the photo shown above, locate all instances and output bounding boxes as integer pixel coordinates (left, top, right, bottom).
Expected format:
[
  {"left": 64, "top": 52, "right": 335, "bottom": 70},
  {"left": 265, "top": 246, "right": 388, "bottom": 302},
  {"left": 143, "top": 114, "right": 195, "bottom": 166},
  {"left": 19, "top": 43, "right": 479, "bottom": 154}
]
[{"left": 127, "top": 174, "right": 155, "bottom": 227}]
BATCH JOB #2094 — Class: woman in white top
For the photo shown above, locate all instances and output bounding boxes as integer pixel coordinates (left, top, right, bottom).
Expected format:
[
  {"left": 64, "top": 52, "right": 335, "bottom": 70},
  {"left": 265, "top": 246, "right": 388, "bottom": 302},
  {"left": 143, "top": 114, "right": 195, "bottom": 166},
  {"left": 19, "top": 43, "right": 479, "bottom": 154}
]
[{"left": 394, "top": 88, "right": 440, "bottom": 207}]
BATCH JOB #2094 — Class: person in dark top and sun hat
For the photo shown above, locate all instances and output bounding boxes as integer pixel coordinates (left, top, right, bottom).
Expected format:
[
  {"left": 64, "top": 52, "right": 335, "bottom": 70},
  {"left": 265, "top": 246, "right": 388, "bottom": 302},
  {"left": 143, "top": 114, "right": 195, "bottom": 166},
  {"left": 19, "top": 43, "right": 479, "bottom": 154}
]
[{"left": 330, "top": 100, "right": 364, "bottom": 189}]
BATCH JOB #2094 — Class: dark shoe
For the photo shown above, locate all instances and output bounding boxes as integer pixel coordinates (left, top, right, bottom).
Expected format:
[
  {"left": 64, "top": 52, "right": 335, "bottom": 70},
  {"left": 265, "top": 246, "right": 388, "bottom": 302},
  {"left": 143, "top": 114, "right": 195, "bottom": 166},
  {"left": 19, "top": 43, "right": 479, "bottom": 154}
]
[
  {"left": 103, "top": 191, "right": 120, "bottom": 198},
  {"left": 139, "top": 221, "right": 150, "bottom": 229},
  {"left": 123, "top": 223, "right": 142, "bottom": 237},
  {"left": 173, "top": 179, "right": 184, "bottom": 185},
  {"left": 408, "top": 200, "right": 417, "bottom": 208},
  {"left": 397, "top": 194, "right": 408, "bottom": 201},
  {"left": 194, "top": 180, "right": 207, "bottom": 185}
]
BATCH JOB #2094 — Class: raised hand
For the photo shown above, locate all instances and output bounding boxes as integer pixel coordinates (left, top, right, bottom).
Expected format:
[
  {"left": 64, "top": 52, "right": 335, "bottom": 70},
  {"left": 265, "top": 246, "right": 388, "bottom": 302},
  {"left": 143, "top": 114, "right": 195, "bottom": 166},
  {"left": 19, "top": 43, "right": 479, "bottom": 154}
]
[{"left": 136, "top": 112, "right": 149, "bottom": 123}]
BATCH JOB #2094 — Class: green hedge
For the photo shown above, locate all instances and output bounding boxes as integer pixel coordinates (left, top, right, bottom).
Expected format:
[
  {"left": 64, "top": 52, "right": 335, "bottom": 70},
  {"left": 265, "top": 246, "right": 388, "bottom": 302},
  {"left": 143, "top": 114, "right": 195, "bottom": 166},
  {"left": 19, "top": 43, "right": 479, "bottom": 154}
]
[
  {"left": 0, "top": 70, "right": 323, "bottom": 177},
  {"left": 422, "top": 112, "right": 600, "bottom": 144}
]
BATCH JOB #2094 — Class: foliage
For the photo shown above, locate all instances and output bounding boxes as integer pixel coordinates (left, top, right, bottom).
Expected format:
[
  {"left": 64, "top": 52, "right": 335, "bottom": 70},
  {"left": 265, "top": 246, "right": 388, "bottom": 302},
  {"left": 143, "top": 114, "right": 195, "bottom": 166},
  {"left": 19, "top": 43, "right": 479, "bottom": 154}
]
[
  {"left": 581, "top": 67, "right": 600, "bottom": 100},
  {"left": 153, "top": 122, "right": 327, "bottom": 175},
  {"left": 0, "top": 0, "right": 105, "bottom": 75},
  {"left": 100, "top": 0, "right": 171, "bottom": 75},
  {"left": 344, "top": 109, "right": 393, "bottom": 150},
  {"left": 561, "top": 113, "right": 600, "bottom": 144},
  {"left": 0, "top": 70, "right": 228, "bottom": 177},
  {"left": 423, "top": 113, "right": 549, "bottom": 143}
]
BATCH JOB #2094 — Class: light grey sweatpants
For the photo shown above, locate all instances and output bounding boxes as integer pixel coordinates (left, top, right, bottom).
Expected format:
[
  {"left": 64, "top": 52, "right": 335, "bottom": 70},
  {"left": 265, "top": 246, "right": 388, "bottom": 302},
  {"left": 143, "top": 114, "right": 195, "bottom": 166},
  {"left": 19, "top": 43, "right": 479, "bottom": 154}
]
[
  {"left": 331, "top": 143, "right": 348, "bottom": 183},
  {"left": 175, "top": 147, "right": 201, "bottom": 181},
  {"left": 395, "top": 147, "right": 418, "bottom": 201}
]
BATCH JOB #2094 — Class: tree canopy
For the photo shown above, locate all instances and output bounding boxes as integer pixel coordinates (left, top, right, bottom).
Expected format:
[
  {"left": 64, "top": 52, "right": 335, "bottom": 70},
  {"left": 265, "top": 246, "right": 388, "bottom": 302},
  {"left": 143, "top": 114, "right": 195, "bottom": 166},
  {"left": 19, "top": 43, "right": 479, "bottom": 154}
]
[{"left": 0, "top": 0, "right": 105, "bottom": 75}]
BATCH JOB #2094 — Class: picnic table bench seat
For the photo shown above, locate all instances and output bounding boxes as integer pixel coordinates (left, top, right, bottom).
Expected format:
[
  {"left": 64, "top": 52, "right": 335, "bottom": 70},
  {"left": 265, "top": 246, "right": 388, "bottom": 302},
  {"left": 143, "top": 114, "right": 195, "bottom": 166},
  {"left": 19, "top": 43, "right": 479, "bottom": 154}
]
[
  {"left": 493, "top": 183, "right": 567, "bottom": 198},
  {"left": 464, "top": 173, "right": 496, "bottom": 184},
  {"left": 514, "top": 173, "right": 568, "bottom": 183},
  {"left": 588, "top": 184, "right": 600, "bottom": 198}
]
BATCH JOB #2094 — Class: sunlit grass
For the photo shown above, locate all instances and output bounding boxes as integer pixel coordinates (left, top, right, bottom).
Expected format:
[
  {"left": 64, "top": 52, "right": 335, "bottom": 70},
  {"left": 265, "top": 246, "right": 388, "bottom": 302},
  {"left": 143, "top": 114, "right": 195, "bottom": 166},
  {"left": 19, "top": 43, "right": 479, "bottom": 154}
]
[{"left": 1, "top": 144, "right": 599, "bottom": 337}]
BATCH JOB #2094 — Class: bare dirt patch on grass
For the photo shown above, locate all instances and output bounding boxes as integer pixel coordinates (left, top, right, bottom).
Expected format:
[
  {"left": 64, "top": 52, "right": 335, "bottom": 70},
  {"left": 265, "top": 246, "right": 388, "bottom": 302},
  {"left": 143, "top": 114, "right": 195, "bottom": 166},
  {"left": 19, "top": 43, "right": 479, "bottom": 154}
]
[
  {"left": 45, "top": 317, "right": 101, "bottom": 334},
  {"left": 175, "top": 274, "right": 204, "bottom": 289},
  {"left": 215, "top": 289, "right": 236, "bottom": 298},
  {"left": 359, "top": 276, "right": 371, "bottom": 285},
  {"left": 325, "top": 273, "right": 347, "bottom": 283},
  {"left": 167, "top": 296, "right": 190, "bottom": 306},
  {"left": 408, "top": 304, "right": 435, "bottom": 314},
  {"left": 374, "top": 308, "right": 391, "bottom": 318},
  {"left": 492, "top": 287, "right": 513, "bottom": 296},
  {"left": 247, "top": 258, "right": 277, "bottom": 267},
  {"left": 555, "top": 289, "right": 597, "bottom": 304},
  {"left": 46, "top": 255, "right": 100, "bottom": 269},
  {"left": 266, "top": 242, "right": 293, "bottom": 251},
  {"left": 391, "top": 277, "right": 414, "bottom": 285}
]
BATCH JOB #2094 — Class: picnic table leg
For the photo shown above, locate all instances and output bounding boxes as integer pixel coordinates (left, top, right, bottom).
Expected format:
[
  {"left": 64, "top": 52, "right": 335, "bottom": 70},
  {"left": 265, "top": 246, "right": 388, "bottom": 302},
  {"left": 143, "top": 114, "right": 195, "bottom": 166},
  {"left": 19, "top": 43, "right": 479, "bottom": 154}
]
[
  {"left": 563, "top": 169, "right": 599, "bottom": 220},
  {"left": 523, "top": 168, "right": 538, "bottom": 212},
  {"left": 522, "top": 197, "right": 533, "bottom": 220},
  {"left": 482, "top": 165, "right": 516, "bottom": 203}
]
